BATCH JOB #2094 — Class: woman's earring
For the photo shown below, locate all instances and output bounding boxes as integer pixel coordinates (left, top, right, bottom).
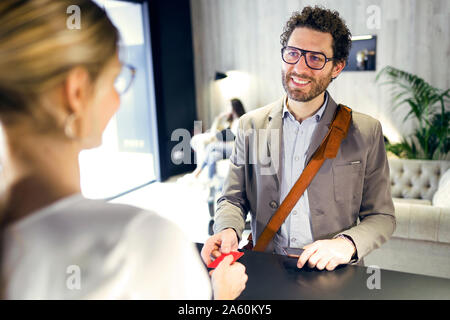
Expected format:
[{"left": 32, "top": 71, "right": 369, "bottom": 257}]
[{"left": 64, "top": 113, "right": 78, "bottom": 139}]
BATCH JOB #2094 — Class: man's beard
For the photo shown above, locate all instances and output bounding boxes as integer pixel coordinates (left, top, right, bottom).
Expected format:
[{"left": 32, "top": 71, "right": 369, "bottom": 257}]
[{"left": 281, "top": 69, "right": 333, "bottom": 102}]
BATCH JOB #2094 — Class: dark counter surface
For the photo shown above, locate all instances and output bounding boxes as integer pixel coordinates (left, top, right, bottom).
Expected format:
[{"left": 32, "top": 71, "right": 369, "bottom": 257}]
[{"left": 196, "top": 243, "right": 450, "bottom": 300}]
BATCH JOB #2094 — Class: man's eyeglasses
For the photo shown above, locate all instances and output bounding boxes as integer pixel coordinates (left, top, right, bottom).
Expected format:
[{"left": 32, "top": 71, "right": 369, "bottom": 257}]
[
  {"left": 114, "top": 64, "right": 136, "bottom": 95},
  {"left": 281, "top": 46, "right": 334, "bottom": 70}
]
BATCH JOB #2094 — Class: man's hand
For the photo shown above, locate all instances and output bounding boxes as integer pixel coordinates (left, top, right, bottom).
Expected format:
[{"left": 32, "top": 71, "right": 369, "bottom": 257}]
[
  {"left": 201, "top": 228, "right": 239, "bottom": 265},
  {"left": 297, "top": 238, "right": 356, "bottom": 271}
]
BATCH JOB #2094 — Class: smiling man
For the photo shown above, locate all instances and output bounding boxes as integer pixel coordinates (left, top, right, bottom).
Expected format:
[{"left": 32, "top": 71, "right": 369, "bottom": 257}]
[{"left": 201, "top": 6, "right": 396, "bottom": 271}]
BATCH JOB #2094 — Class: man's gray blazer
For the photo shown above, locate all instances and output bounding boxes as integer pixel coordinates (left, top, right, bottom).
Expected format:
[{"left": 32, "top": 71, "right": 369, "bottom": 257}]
[{"left": 213, "top": 93, "right": 396, "bottom": 261}]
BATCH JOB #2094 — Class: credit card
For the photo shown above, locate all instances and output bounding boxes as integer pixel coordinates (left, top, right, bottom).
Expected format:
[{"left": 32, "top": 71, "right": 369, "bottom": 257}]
[{"left": 207, "top": 251, "right": 244, "bottom": 269}]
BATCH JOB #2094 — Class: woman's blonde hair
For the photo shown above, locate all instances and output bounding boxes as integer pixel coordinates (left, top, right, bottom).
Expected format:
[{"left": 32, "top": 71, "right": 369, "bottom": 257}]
[
  {"left": 0, "top": 0, "right": 119, "bottom": 298},
  {"left": 0, "top": 0, "right": 119, "bottom": 129}
]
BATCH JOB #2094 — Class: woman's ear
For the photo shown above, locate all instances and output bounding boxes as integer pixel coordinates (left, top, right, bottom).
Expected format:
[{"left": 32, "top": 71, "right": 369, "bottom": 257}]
[{"left": 64, "top": 67, "right": 91, "bottom": 115}]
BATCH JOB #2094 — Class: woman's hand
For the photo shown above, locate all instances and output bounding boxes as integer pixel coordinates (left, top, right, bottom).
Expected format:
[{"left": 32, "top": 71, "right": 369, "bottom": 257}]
[{"left": 211, "top": 255, "right": 248, "bottom": 300}]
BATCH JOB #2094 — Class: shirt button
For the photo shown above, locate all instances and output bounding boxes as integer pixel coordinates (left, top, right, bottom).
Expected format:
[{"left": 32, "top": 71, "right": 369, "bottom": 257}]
[
  {"left": 291, "top": 237, "right": 297, "bottom": 242},
  {"left": 292, "top": 210, "right": 297, "bottom": 215},
  {"left": 294, "top": 156, "right": 300, "bottom": 161},
  {"left": 269, "top": 200, "right": 278, "bottom": 209}
]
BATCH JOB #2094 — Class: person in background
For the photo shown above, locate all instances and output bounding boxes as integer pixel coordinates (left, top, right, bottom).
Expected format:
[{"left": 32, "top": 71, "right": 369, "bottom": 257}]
[
  {"left": 189, "top": 99, "right": 246, "bottom": 197},
  {"left": 0, "top": 0, "right": 247, "bottom": 299}
]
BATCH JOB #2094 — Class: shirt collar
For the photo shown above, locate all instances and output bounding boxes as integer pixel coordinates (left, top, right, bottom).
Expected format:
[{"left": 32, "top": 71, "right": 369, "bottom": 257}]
[{"left": 283, "top": 91, "right": 328, "bottom": 123}]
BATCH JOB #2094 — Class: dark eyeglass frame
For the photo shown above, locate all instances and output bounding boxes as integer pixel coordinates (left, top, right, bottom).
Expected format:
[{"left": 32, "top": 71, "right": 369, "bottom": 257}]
[
  {"left": 281, "top": 46, "right": 334, "bottom": 70},
  {"left": 115, "top": 63, "right": 137, "bottom": 95}
]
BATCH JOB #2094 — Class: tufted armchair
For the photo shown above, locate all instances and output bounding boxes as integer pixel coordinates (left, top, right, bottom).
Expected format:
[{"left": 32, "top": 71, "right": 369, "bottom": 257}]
[
  {"left": 389, "top": 159, "right": 450, "bottom": 203},
  {"left": 364, "top": 158, "right": 450, "bottom": 279}
]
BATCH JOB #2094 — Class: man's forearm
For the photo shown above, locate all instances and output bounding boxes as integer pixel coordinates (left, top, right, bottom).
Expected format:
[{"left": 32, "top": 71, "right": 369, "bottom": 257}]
[
  {"left": 339, "top": 213, "right": 396, "bottom": 261},
  {"left": 213, "top": 200, "right": 247, "bottom": 241}
]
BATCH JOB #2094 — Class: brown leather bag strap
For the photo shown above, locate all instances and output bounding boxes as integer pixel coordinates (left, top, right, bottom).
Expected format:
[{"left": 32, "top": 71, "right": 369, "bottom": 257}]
[{"left": 252, "top": 104, "right": 352, "bottom": 252}]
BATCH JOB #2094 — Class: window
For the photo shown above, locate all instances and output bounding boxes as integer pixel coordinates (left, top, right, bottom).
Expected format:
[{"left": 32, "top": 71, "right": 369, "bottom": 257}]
[{"left": 80, "top": 0, "right": 159, "bottom": 199}]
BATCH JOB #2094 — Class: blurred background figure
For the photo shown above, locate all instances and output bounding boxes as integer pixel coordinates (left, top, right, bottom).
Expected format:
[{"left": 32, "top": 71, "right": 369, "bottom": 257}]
[{"left": 188, "top": 98, "right": 246, "bottom": 193}]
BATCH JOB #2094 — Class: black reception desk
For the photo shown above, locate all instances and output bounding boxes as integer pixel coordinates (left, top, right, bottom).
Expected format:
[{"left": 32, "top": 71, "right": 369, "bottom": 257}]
[{"left": 196, "top": 243, "right": 450, "bottom": 299}]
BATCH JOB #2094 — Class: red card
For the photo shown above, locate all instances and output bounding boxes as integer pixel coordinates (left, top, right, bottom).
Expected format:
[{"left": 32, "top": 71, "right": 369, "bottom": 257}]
[{"left": 207, "top": 251, "right": 244, "bottom": 269}]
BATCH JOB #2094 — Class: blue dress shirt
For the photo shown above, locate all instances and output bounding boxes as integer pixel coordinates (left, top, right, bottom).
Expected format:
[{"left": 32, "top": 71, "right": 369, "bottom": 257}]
[{"left": 273, "top": 92, "right": 329, "bottom": 255}]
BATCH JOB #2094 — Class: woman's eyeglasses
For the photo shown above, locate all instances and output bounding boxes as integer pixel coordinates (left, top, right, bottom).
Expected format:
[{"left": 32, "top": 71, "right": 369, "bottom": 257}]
[
  {"left": 114, "top": 64, "right": 136, "bottom": 95},
  {"left": 281, "top": 46, "right": 334, "bottom": 70}
]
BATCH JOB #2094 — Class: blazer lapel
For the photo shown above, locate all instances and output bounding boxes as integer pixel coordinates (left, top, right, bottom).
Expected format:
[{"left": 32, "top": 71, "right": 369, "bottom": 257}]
[
  {"left": 305, "top": 92, "right": 339, "bottom": 165},
  {"left": 266, "top": 97, "right": 284, "bottom": 186}
]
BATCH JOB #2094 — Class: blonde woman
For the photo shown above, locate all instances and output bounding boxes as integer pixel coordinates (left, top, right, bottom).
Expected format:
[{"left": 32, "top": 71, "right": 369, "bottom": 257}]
[{"left": 0, "top": 0, "right": 247, "bottom": 299}]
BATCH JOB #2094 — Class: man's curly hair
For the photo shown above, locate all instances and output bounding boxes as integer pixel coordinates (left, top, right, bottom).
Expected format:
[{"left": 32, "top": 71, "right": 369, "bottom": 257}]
[{"left": 280, "top": 6, "right": 352, "bottom": 64}]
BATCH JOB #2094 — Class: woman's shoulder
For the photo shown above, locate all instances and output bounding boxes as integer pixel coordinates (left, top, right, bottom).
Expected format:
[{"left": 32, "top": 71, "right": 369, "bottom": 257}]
[
  {"left": 74, "top": 197, "right": 181, "bottom": 237},
  {"left": 8, "top": 194, "right": 175, "bottom": 246},
  {"left": 4, "top": 195, "right": 204, "bottom": 299}
]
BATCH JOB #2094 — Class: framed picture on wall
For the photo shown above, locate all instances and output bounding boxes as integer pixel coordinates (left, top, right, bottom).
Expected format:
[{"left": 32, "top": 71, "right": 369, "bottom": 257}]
[{"left": 343, "top": 35, "right": 377, "bottom": 71}]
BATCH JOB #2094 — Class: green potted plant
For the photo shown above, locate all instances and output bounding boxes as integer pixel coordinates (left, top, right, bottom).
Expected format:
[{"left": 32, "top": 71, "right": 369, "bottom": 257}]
[{"left": 376, "top": 66, "right": 449, "bottom": 160}]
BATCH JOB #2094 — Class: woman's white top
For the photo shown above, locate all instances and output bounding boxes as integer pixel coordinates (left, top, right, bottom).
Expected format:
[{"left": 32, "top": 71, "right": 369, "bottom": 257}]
[{"left": 3, "top": 194, "right": 212, "bottom": 299}]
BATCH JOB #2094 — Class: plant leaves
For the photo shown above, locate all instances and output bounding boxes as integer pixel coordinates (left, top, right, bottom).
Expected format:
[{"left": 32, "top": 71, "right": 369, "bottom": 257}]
[{"left": 377, "top": 66, "right": 449, "bottom": 159}]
